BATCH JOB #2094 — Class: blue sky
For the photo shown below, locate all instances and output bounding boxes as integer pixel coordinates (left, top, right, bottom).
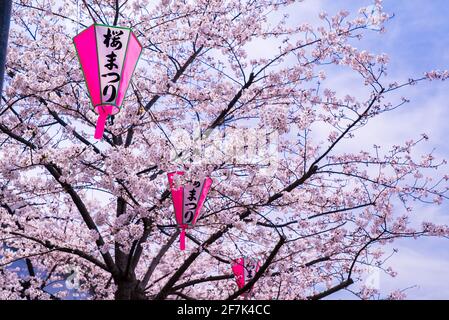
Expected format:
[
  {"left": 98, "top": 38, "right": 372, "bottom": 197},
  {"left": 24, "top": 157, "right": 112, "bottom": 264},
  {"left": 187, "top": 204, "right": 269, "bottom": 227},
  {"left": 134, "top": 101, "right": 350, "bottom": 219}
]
[
  {"left": 305, "top": 0, "right": 449, "bottom": 299},
  {"left": 363, "top": 0, "right": 449, "bottom": 300}
]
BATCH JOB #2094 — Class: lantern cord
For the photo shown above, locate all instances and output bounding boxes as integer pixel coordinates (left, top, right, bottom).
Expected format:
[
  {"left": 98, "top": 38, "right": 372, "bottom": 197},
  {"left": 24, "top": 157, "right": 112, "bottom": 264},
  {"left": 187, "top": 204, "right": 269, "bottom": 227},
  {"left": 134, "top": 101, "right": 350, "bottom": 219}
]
[
  {"left": 95, "top": 113, "right": 108, "bottom": 139},
  {"left": 94, "top": 106, "right": 114, "bottom": 139},
  {"left": 180, "top": 228, "right": 186, "bottom": 251}
]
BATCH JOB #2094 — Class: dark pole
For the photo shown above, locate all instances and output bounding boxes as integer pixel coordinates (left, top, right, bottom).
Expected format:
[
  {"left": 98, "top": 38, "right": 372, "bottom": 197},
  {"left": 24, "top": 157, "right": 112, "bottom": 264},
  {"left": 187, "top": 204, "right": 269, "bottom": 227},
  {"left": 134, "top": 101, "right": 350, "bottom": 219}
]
[{"left": 0, "top": 0, "right": 13, "bottom": 105}]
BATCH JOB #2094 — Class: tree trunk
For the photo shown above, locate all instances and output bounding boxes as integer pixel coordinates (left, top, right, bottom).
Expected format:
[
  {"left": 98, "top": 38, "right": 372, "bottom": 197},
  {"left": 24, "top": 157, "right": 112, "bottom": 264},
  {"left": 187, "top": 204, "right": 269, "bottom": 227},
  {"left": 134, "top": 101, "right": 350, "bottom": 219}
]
[{"left": 115, "top": 278, "right": 147, "bottom": 300}]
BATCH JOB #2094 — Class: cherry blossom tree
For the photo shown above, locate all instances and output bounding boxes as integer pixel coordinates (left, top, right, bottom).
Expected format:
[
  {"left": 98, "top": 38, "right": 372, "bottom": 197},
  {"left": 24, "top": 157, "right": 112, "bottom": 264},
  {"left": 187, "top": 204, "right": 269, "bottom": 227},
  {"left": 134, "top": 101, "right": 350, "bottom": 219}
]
[{"left": 1, "top": 0, "right": 448, "bottom": 300}]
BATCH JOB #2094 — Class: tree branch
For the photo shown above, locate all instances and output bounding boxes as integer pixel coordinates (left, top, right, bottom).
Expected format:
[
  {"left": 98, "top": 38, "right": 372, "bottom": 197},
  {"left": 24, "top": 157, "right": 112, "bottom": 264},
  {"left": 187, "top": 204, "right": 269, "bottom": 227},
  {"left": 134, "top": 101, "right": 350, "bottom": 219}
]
[
  {"left": 171, "top": 274, "right": 233, "bottom": 292},
  {"left": 10, "top": 231, "right": 109, "bottom": 271},
  {"left": 113, "top": 0, "right": 120, "bottom": 26},
  {"left": 139, "top": 230, "right": 180, "bottom": 289},
  {"left": 44, "top": 164, "right": 119, "bottom": 277},
  {"left": 307, "top": 278, "right": 354, "bottom": 300}
]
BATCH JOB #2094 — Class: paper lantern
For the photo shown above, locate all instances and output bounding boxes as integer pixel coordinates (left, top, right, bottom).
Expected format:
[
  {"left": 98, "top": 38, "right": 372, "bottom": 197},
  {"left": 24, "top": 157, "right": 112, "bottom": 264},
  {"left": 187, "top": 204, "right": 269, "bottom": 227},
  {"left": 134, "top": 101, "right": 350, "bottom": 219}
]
[
  {"left": 167, "top": 171, "right": 213, "bottom": 250},
  {"left": 73, "top": 24, "right": 143, "bottom": 139},
  {"left": 232, "top": 257, "right": 260, "bottom": 296}
]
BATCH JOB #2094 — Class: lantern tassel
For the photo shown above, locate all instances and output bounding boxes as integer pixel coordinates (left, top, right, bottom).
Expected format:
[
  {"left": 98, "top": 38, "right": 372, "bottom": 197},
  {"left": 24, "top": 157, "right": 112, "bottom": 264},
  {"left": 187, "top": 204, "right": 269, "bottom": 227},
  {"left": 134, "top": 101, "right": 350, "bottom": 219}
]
[
  {"left": 94, "top": 106, "right": 114, "bottom": 140},
  {"left": 180, "top": 228, "right": 186, "bottom": 251}
]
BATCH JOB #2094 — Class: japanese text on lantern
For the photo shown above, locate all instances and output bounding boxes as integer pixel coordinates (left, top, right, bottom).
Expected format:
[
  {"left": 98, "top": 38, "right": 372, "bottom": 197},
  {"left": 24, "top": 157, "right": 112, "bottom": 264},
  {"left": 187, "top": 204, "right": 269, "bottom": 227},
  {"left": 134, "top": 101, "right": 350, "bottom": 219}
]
[
  {"left": 182, "top": 180, "right": 204, "bottom": 225},
  {"left": 245, "top": 259, "right": 258, "bottom": 282},
  {"left": 96, "top": 26, "right": 130, "bottom": 104}
]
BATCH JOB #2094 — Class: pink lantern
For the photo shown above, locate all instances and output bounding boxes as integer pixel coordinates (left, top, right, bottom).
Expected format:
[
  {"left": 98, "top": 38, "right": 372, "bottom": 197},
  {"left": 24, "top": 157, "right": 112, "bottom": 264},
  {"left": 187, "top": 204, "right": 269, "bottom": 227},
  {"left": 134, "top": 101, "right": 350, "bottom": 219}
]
[
  {"left": 167, "top": 171, "right": 213, "bottom": 250},
  {"left": 73, "top": 24, "right": 143, "bottom": 139},
  {"left": 232, "top": 257, "right": 260, "bottom": 296}
]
